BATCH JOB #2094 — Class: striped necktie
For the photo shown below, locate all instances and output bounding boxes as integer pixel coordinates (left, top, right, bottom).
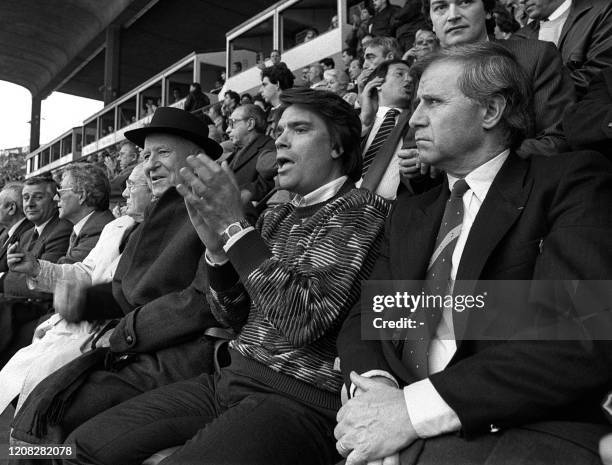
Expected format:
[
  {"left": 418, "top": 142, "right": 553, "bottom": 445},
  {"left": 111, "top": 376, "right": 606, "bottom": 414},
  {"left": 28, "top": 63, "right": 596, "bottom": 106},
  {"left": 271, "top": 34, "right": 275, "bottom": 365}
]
[
  {"left": 362, "top": 109, "right": 399, "bottom": 177},
  {"left": 401, "top": 179, "right": 470, "bottom": 378}
]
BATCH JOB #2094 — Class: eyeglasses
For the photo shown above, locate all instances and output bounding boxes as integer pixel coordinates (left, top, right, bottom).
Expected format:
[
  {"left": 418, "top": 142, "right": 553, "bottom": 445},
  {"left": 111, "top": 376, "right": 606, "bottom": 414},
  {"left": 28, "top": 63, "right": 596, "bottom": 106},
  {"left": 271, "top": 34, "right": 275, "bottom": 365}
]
[
  {"left": 126, "top": 183, "right": 148, "bottom": 192},
  {"left": 227, "top": 117, "right": 249, "bottom": 128},
  {"left": 57, "top": 187, "right": 81, "bottom": 197}
]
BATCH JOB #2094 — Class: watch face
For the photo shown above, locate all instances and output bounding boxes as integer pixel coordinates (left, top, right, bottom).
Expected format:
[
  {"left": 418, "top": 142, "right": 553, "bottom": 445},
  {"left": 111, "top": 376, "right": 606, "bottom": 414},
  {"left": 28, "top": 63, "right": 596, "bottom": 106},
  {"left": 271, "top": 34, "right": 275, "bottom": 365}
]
[{"left": 227, "top": 224, "right": 243, "bottom": 236}]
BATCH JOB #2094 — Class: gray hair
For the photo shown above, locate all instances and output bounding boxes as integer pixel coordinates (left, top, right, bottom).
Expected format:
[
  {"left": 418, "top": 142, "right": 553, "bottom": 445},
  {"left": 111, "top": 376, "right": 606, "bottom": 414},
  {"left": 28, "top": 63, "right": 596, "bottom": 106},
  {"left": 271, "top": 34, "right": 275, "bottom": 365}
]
[
  {"left": 417, "top": 42, "right": 534, "bottom": 149},
  {"left": 0, "top": 182, "right": 25, "bottom": 215},
  {"left": 62, "top": 163, "right": 111, "bottom": 210}
]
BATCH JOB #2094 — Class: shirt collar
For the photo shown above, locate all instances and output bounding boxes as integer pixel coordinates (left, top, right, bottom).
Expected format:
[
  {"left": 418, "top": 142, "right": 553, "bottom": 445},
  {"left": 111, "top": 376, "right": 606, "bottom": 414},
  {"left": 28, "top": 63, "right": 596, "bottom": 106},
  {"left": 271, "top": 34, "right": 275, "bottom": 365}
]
[
  {"left": 376, "top": 105, "right": 400, "bottom": 118},
  {"left": 7, "top": 217, "right": 27, "bottom": 238},
  {"left": 72, "top": 211, "right": 94, "bottom": 237},
  {"left": 447, "top": 149, "right": 510, "bottom": 203},
  {"left": 291, "top": 176, "right": 349, "bottom": 207},
  {"left": 35, "top": 216, "right": 54, "bottom": 237},
  {"left": 546, "top": 0, "right": 572, "bottom": 21}
]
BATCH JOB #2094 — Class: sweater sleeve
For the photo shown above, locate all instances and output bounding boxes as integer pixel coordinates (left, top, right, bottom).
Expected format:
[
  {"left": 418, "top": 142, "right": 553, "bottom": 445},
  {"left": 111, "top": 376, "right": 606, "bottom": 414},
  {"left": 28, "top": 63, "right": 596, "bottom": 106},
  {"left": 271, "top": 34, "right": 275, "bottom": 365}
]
[{"left": 209, "top": 192, "right": 389, "bottom": 347}]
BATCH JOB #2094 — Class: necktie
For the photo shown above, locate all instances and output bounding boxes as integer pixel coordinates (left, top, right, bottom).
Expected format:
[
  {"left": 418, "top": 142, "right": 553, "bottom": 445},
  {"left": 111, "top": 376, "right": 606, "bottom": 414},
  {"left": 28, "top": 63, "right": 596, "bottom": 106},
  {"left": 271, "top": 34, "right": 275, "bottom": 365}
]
[
  {"left": 401, "top": 179, "right": 470, "bottom": 378},
  {"left": 362, "top": 109, "right": 400, "bottom": 177},
  {"left": 68, "top": 231, "right": 78, "bottom": 253},
  {"left": 27, "top": 230, "right": 39, "bottom": 252}
]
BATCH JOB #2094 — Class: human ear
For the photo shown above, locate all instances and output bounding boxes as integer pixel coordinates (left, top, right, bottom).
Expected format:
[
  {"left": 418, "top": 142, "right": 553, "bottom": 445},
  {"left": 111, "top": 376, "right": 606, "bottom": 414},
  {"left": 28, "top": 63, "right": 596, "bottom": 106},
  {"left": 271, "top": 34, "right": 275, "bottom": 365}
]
[{"left": 481, "top": 94, "right": 506, "bottom": 130}]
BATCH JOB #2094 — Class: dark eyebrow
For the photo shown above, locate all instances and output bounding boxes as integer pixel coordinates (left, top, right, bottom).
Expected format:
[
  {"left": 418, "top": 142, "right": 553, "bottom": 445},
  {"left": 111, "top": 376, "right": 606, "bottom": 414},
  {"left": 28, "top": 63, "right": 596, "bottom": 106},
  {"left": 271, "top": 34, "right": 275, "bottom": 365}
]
[{"left": 286, "top": 120, "right": 313, "bottom": 128}]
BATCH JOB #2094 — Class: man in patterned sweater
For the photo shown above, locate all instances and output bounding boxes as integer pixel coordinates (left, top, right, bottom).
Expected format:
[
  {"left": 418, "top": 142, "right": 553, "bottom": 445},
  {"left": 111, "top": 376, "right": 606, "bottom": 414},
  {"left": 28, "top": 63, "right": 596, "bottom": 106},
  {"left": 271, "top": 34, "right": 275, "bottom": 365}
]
[{"left": 64, "top": 88, "right": 391, "bottom": 465}]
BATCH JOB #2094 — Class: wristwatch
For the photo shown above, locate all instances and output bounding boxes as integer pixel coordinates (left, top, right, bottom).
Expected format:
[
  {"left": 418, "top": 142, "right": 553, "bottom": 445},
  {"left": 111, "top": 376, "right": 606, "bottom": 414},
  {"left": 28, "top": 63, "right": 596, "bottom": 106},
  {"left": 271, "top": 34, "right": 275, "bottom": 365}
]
[{"left": 220, "top": 219, "right": 251, "bottom": 247}]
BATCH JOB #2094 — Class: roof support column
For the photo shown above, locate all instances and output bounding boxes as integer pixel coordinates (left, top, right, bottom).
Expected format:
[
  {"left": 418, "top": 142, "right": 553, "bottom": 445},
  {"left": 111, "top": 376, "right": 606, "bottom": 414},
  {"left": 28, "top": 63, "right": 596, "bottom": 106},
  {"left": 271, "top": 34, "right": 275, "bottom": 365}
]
[
  {"left": 103, "top": 24, "right": 121, "bottom": 104},
  {"left": 29, "top": 94, "right": 41, "bottom": 151}
]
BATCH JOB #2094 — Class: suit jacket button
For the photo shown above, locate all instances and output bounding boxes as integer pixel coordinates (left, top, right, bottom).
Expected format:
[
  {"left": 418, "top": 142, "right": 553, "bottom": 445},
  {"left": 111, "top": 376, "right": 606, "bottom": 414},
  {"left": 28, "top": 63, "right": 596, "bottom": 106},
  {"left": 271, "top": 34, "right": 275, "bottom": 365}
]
[
  {"left": 608, "top": 122, "right": 612, "bottom": 128},
  {"left": 490, "top": 424, "right": 500, "bottom": 433},
  {"left": 126, "top": 335, "right": 134, "bottom": 344}
]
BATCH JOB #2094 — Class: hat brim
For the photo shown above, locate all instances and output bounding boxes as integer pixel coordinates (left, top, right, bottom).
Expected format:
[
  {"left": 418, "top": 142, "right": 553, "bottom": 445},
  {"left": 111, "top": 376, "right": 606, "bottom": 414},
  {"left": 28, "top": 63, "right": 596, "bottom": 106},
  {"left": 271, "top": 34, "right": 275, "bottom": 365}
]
[{"left": 124, "top": 126, "right": 223, "bottom": 160}]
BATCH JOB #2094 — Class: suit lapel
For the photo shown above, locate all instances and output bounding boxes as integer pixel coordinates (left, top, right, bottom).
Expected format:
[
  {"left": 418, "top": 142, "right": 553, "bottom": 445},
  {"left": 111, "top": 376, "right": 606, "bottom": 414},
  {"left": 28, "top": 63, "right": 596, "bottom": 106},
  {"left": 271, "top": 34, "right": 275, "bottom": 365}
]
[
  {"left": 232, "top": 135, "right": 266, "bottom": 172},
  {"left": 558, "top": 0, "right": 592, "bottom": 49},
  {"left": 361, "top": 110, "right": 412, "bottom": 192},
  {"left": 453, "top": 153, "right": 533, "bottom": 345}
]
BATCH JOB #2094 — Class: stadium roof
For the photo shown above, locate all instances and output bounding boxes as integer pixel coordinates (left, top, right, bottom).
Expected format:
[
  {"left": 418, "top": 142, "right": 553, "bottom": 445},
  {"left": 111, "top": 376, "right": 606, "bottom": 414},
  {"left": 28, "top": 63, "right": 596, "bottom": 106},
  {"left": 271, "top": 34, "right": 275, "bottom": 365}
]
[{"left": 0, "top": 0, "right": 277, "bottom": 101}]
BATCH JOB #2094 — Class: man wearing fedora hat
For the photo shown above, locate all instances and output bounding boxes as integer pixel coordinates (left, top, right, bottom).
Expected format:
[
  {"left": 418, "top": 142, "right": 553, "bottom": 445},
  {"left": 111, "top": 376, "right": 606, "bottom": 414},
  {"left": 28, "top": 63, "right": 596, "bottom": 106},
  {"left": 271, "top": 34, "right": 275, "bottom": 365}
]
[{"left": 9, "top": 107, "right": 237, "bottom": 456}]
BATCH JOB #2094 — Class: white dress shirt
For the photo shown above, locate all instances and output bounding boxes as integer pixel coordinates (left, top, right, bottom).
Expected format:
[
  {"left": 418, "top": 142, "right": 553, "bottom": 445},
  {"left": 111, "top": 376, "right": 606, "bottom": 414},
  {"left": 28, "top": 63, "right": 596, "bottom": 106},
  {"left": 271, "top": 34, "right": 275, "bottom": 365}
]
[
  {"left": 352, "top": 150, "right": 510, "bottom": 438},
  {"left": 5, "top": 218, "right": 27, "bottom": 244},
  {"left": 71, "top": 211, "right": 94, "bottom": 238},
  {"left": 403, "top": 149, "right": 510, "bottom": 437},
  {"left": 356, "top": 106, "right": 403, "bottom": 200},
  {"left": 538, "top": 0, "right": 572, "bottom": 45}
]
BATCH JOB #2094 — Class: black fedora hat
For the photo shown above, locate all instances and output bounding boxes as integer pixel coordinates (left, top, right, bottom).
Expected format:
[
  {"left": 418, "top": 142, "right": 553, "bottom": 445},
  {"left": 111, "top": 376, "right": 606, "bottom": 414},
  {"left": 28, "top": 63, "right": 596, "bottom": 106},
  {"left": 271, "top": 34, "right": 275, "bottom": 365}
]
[{"left": 124, "top": 107, "right": 222, "bottom": 159}]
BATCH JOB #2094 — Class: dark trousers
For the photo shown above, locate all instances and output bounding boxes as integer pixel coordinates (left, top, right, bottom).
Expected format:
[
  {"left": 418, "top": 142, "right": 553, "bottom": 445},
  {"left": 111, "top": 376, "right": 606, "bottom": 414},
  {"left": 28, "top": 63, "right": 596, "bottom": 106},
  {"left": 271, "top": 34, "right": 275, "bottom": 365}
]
[{"left": 65, "top": 366, "right": 340, "bottom": 465}]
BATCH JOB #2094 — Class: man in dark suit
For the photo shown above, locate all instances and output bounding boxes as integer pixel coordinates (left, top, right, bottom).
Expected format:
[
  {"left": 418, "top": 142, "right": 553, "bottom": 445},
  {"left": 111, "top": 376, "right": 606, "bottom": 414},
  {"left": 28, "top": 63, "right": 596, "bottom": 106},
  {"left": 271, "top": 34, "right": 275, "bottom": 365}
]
[
  {"left": 564, "top": 65, "right": 612, "bottom": 158},
  {"left": 335, "top": 42, "right": 612, "bottom": 465},
  {"left": 225, "top": 103, "right": 277, "bottom": 202},
  {"left": 421, "top": 0, "right": 576, "bottom": 157},
  {"left": 0, "top": 176, "right": 72, "bottom": 366},
  {"left": 0, "top": 183, "right": 32, "bottom": 281},
  {"left": 55, "top": 163, "right": 115, "bottom": 264},
  {"left": 358, "top": 59, "right": 421, "bottom": 200},
  {"left": 514, "top": 0, "right": 612, "bottom": 98},
  {"left": 9, "top": 107, "right": 227, "bottom": 455}
]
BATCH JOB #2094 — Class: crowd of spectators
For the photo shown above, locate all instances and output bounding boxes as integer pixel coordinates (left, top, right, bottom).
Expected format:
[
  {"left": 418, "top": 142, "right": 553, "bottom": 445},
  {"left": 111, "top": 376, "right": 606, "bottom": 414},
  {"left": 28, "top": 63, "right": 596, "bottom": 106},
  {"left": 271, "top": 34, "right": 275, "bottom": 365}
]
[{"left": 1, "top": 0, "right": 612, "bottom": 464}]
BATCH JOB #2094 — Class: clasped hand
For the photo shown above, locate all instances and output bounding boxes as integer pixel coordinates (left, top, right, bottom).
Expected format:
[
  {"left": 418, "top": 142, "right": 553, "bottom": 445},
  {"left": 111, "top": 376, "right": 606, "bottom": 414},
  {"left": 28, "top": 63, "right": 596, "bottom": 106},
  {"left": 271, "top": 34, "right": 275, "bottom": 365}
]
[{"left": 335, "top": 372, "right": 417, "bottom": 465}]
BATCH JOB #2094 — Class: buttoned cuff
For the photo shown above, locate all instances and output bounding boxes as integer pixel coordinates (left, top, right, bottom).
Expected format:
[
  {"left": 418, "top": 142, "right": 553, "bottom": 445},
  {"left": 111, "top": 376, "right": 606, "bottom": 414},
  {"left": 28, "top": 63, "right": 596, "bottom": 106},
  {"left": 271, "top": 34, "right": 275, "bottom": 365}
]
[
  {"left": 349, "top": 369, "right": 399, "bottom": 397},
  {"left": 403, "top": 378, "right": 461, "bottom": 438}
]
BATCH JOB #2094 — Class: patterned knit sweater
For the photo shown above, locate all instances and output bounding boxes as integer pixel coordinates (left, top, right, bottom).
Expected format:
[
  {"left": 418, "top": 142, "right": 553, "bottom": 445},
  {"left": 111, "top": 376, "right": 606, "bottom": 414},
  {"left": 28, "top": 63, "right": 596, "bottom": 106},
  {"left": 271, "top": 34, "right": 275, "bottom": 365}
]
[{"left": 208, "top": 185, "right": 390, "bottom": 401}]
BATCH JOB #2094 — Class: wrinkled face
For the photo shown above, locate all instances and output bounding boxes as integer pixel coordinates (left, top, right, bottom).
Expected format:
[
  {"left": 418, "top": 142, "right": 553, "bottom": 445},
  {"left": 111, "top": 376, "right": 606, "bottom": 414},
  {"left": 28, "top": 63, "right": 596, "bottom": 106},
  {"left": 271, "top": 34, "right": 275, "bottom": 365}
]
[
  {"left": 226, "top": 108, "right": 251, "bottom": 146},
  {"left": 414, "top": 30, "right": 438, "bottom": 55},
  {"left": 118, "top": 144, "right": 138, "bottom": 170},
  {"left": 56, "top": 172, "right": 83, "bottom": 223},
  {"left": 364, "top": 45, "right": 390, "bottom": 71},
  {"left": 260, "top": 76, "right": 279, "bottom": 103},
  {"left": 520, "top": 0, "right": 564, "bottom": 19},
  {"left": 0, "top": 191, "right": 15, "bottom": 226},
  {"left": 430, "top": 0, "right": 489, "bottom": 48},
  {"left": 122, "top": 166, "right": 152, "bottom": 220},
  {"left": 274, "top": 105, "right": 341, "bottom": 196},
  {"left": 142, "top": 134, "right": 195, "bottom": 197},
  {"left": 22, "top": 183, "right": 57, "bottom": 226},
  {"left": 409, "top": 61, "right": 485, "bottom": 175},
  {"left": 326, "top": 75, "right": 342, "bottom": 94},
  {"left": 348, "top": 59, "right": 362, "bottom": 80},
  {"left": 379, "top": 63, "right": 414, "bottom": 108},
  {"left": 270, "top": 50, "right": 281, "bottom": 64}
]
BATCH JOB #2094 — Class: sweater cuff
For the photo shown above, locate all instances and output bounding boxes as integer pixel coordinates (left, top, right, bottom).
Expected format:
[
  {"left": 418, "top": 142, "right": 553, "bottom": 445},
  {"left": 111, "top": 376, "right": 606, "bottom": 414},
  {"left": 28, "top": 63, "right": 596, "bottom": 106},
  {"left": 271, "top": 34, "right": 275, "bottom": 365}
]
[
  {"left": 226, "top": 229, "right": 272, "bottom": 281},
  {"left": 207, "top": 261, "right": 240, "bottom": 291}
]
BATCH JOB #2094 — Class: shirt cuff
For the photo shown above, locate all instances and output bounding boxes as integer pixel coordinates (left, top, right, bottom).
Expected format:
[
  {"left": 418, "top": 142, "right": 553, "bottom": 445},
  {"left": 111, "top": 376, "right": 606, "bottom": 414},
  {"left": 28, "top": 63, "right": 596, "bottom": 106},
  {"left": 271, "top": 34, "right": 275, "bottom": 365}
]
[
  {"left": 205, "top": 251, "right": 229, "bottom": 267},
  {"left": 403, "top": 378, "right": 461, "bottom": 438},
  {"left": 222, "top": 226, "right": 255, "bottom": 252},
  {"left": 350, "top": 369, "right": 399, "bottom": 398}
]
